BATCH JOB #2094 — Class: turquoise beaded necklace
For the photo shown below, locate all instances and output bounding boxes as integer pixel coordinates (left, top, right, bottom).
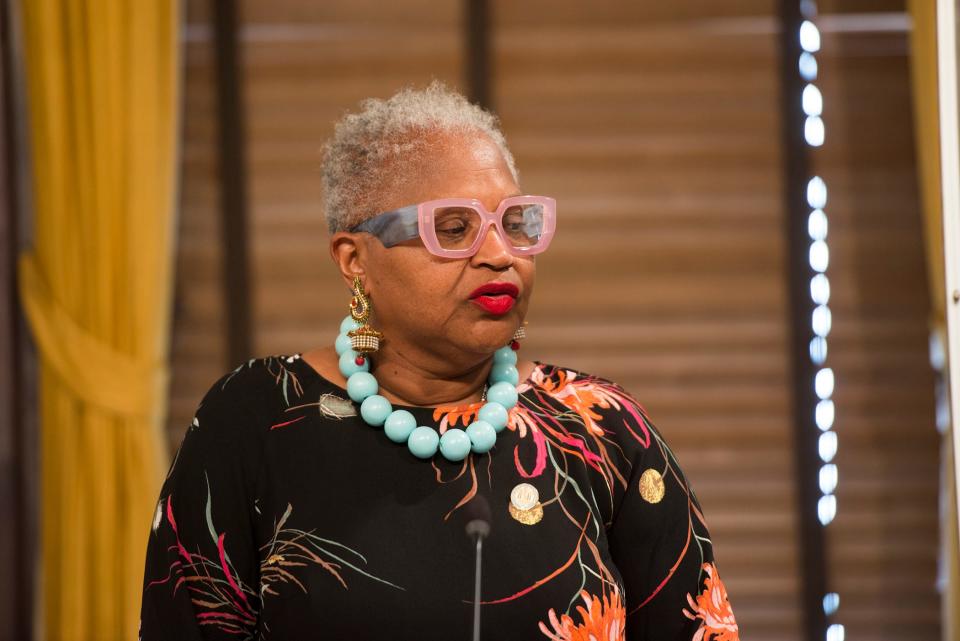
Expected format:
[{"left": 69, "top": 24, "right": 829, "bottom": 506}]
[{"left": 335, "top": 315, "right": 521, "bottom": 462}]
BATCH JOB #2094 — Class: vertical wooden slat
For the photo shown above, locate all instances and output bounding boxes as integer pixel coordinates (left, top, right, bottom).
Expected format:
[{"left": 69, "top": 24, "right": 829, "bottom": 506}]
[
  {"left": 0, "top": 0, "right": 34, "bottom": 638},
  {"left": 465, "top": 0, "right": 491, "bottom": 110},
  {"left": 211, "top": 0, "right": 252, "bottom": 367},
  {"left": 778, "top": 3, "right": 828, "bottom": 640}
]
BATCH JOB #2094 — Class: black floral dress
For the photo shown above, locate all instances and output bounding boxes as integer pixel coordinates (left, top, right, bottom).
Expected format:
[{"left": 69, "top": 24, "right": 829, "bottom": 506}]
[{"left": 139, "top": 353, "right": 739, "bottom": 640}]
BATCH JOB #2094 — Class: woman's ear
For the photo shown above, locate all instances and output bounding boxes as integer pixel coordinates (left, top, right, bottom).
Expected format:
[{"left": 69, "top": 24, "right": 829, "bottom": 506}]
[{"left": 330, "top": 232, "right": 367, "bottom": 290}]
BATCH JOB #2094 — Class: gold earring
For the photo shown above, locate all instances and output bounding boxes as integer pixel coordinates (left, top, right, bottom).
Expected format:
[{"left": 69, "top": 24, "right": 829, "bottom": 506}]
[
  {"left": 348, "top": 275, "right": 384, "bottom": 355},
  {"left": 511, "top": 322, "right": 527, "bottom": 347}
]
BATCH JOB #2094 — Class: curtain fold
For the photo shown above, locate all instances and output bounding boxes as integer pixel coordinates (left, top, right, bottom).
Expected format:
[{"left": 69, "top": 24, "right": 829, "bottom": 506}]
[
  {"left": 15, "top": 1, "right": 181, "bottom": 638},
  {"left": 906, "top": 2, "right": 958, "bottom": 640}
]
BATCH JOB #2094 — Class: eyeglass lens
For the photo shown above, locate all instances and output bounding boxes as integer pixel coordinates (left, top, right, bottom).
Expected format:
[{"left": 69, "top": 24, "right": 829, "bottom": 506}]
[{"left": 432, "top": 204, "right": 545, "bottom": 250}]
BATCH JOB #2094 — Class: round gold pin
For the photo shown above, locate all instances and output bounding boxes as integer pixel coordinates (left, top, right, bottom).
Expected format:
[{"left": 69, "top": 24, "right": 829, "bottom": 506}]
[
  {"left": 509, "top": 501, "right": 544, "bottom": 525},
  {"left": 509, "top": 482, "right": 543, "bottom": 525},
  {"left": 639, "top": 468, "right": 665, "bottom": 504}
]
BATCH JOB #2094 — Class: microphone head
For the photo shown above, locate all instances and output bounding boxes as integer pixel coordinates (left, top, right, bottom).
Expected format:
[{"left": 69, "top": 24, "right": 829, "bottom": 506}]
[{"left": 464, "top": 494, "right": 492, "bottom": 539}]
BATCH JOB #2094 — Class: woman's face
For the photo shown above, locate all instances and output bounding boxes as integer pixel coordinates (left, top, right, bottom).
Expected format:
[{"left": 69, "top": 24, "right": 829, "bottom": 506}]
[{"left": 337, "top": 131, "right": 535, "bottom": 365}]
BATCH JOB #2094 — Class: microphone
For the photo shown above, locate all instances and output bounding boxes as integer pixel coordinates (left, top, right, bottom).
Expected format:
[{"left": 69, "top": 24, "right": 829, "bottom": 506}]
[
  {"left": 464, "top": 495, "right": 491, "bottom": 641},
  {"left": 464, "top": 493, "right": 492, "bottom": 539}
]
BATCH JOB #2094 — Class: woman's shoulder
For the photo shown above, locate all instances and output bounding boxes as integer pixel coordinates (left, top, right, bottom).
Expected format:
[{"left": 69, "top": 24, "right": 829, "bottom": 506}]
[
  {"left": 188, "top": 353, "right": 312, "bottom": 431},
  {"left": 524, "top": 362, "right": 697, "bottom": 515},
  {"left": 526, "top": 361, "right": 646, "bottom": 410},
  {"left": 522, "top": 361, "right": 659, "bottom": 448}
]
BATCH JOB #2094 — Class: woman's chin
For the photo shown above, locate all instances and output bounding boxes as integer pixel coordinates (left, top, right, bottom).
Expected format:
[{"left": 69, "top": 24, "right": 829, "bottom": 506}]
[{"left": 460, "top": 322, "right": 519, "bottom": 354}]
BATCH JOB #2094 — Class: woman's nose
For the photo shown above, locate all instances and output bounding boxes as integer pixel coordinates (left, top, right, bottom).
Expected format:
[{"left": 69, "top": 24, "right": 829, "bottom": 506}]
[{"left": 472, "top": 223, "right": 513, "bottom": 268}]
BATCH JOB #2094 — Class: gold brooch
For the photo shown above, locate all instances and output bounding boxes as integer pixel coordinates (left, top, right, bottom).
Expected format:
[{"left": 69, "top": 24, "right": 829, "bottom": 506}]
[
  {"left": 509, "top": 482, "right": 543, "bottom": 525},
  {"left": 639, "top": 468, "right": 665, "bottom": 503}
]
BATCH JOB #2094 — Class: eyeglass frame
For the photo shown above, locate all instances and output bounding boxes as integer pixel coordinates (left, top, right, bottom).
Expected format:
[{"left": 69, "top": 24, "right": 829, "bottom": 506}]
[{"left": 347, "top": 195, "right": 557, "bottom": 259}]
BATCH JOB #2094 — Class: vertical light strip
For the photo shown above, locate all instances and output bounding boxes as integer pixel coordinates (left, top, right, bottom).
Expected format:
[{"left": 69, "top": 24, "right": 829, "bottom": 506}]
[
  {"left": 936, "top": 0, "right": 960, "bottom": 546},
  {"left": 797, "top": 3, "right": 843, "bottom": 639}
]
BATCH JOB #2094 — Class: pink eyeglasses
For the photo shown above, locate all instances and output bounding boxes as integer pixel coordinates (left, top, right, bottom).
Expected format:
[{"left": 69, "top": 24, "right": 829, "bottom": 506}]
[{"left": 349, "top": 195, "right": 557, "bottom": 259}]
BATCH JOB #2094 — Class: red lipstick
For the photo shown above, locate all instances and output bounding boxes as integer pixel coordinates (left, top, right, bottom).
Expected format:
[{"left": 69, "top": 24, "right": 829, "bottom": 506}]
[{"left": 468, "top": 282, "right": 519, "bottom": 315}]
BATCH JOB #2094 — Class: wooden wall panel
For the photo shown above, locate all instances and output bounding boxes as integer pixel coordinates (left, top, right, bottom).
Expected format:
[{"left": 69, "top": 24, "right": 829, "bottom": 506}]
[{"left": 491, "top": 3, "right": 800, "bottom": 637}]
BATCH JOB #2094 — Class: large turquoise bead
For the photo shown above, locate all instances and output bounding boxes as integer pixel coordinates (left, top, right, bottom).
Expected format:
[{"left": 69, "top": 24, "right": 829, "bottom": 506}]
[
  {"left": 466, "top": 420, "right": 497, "bottom": 454},
  {"left": 407, "top": 426, "right": 440, "bottom": 459},
  {"left": 493, "top": 346, "right": 518, "bottom": 365},
  {"left": 489, "top": 363, "right": 519, "bottom": 386},
  {"left": 384, "top": 410, "right": 416, "bottom": 443},
  {"left": 478, "top": 402, "right": 509, "bottom": 432},
  {"left": 339, "top": 349, "right": 370, "bottom": 378},
  {"left": 360, "top": 394, "right": 392, "bottom": 426},
  {"left": 487, "top": 381, "right": 518, "bottom": 409},
  {"left": 340, "top": 315, "right": 361, "bottom": 334},
  {"left": 346, "top": 371, "right": 378, "bottom": 402},
  {"left": 334, "top": 332, "right": 353, "bottom": 356},
  {"left": 439, "top": 428, "right": 471, "bottom": 461}
]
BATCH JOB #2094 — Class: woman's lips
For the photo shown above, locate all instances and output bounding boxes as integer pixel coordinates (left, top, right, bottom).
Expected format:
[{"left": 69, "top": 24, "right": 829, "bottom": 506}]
[
  {"left": 469, "top": 282, "right": 519, "bottom": 315},
  {"left": 472, "top": 295, "right": 516, "bottom": 314}
]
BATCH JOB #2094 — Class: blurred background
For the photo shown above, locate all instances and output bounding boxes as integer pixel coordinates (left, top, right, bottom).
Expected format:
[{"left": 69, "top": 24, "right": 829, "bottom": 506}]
[{"left": 0, "top": 0, "right": 955, "bottom": 640}]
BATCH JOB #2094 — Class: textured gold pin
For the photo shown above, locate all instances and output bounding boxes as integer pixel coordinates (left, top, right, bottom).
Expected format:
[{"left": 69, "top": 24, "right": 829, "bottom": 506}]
[
  {"left": 509, "top": 502, "right": 544, "bottom": 525},
  {"left": 509, "top": 482, "right": 543, "bottom": 525},
  {"left": 639, "top": 468, "right": 665, "bottom": 504}
]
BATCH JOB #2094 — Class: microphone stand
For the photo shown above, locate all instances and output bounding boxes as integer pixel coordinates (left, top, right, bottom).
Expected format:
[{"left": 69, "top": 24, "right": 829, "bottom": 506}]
[
  {"left": 465, "top": 513, "right": 490, "bottom": 641},
  {"left": 471, "top": 532, "right": 484, "bottom": 641}
]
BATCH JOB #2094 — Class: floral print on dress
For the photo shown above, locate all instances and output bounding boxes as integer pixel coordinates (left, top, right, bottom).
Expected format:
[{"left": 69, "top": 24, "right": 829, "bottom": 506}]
[
  {"left": 683, "top": 563, "right": 740, "bottom": 641},
  {"left": 538, "top": 586, "right": 627, "bottom": 641},
  {"left": 144, "top": 493, "right": 259, "bottom": 636},
  {"left": 259, "top": 502, "right": 405, "bottom": 597},
  {"left": 434, "top": 363, "right": 720, "bottom": 632},
  {"left": 140, "top": 354, "right": 737, "bottom": 640}
]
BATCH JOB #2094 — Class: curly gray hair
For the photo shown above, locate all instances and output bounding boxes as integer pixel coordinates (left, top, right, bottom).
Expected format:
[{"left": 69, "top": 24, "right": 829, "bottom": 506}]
[{"left": 320, "top": 79, "right": 519, "bottom": 233}]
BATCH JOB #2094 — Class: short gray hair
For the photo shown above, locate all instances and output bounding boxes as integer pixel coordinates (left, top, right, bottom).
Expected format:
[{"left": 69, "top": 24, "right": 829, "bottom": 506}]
[{"left": 320, "top": 79, "right": 519, "bottom": 233}]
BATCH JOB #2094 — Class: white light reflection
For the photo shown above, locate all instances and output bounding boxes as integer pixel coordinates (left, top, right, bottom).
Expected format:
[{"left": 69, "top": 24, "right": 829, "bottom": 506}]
[
  {"left": 826, "top": 624, "right": 845, "bottom": 641},
  {"left": 819, "top": 431, "right": 837, "bottom": 462},
  {"left": 810, "top": 336, "right": 828, "bottom": 364},
  {"left": 800, "top": 20, "right": 821, "bottom": 53},
  {"left": 823, "top": 592, "right": 840, "bottom": 615},
  {"left": 803, "top": 84, "right": 823, "bottom": 116},
  {"left": 808, "top": 208, "right": 828, "bottom": 240},
  {"left": 814, "top": 367, "right": 834, "bottom": 399},
  {"left": 815, "top": 399, "right": 834, "bottom": 431},
  {"left": 799, "top": 52, "right": 818, "bottom": 80},
  {"left": 809, "top": 240, "right": 829, "bottom": 272},
  {"left": 818, "top": 494, "right": 836, "bottom": 525},
  {"left": 805, "top": 116, "right": 825, "bottom": 146},
  {"left": 810, "top": 273, "right": 830, "bottom": 304},
  {"left": 812, "top": 304, "right": 832, "bottom": 337},
  {"left": 819, "top": 463, "right": 838, "bottom": 494},
  {"left": 807, "top": 176, "right": 827, "bottom": 208}
]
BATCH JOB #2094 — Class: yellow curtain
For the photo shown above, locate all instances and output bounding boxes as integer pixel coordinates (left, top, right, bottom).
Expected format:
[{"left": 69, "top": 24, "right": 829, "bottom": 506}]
[
  {"left": 16, "top": 1, "right": 180, "bottom": 639},
  {"left": 906, "top": 1, "right": 958, "bottom": 640}
]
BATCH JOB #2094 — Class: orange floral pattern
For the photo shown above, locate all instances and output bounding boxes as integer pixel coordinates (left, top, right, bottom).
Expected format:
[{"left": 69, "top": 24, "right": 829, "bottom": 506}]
[
  {"left": 538, "top": 587, "right": 626, "bottom": 641},
  {"left": 682, "top": 563, "right": 740, "bottom": 641}
]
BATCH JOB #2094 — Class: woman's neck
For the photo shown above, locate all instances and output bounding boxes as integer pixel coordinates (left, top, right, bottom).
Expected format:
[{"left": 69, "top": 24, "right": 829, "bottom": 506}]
[
  {"left": 302, "top": 344, "right": 490, "bottom": 408},
  {"left": 302, "top": 341, "right": 536, "bottom": 409},
  {"left": 369, "top": 343, "right": 490, "bottom": 407}
]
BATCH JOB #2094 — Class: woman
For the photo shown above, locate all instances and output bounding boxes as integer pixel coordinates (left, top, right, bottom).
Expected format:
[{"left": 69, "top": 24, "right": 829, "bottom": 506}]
[{"left": 139, "top": 80, "right": 739, "bottom": 641}]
